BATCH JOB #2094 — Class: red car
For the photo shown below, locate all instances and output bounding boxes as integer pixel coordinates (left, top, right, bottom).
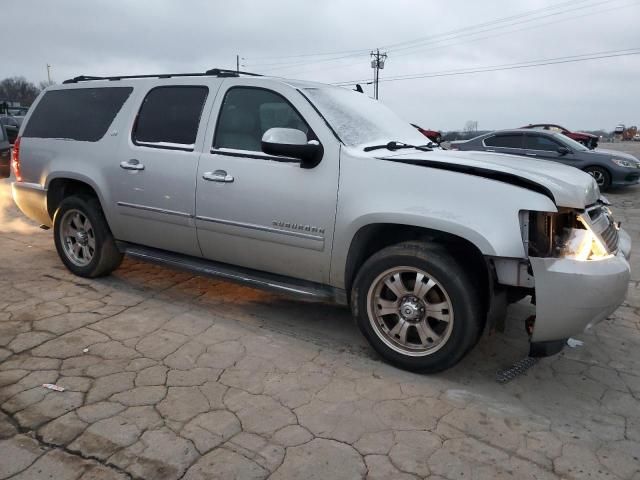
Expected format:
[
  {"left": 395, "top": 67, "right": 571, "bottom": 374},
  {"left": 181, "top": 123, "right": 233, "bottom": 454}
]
[
  {"left": 411, "top": 123, "right": 442, "bottom": 144},
  {"left": 522, "top": 124, "right": 598, "bottom": 149}
]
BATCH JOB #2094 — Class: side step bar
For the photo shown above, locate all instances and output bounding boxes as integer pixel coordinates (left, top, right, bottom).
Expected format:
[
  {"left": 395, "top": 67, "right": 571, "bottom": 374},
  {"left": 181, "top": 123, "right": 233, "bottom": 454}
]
[{"left": 118, "top": 242, "right": 348, "bottom": 305}]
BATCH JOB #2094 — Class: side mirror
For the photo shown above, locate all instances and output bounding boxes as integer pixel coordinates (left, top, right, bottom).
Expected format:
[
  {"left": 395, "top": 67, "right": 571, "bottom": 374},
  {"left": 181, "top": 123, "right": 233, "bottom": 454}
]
[
  {"left": 261, "top": 128, "right": 323, "bottom": 168},
  {"left": 557, "top": 146, "right": 571, "bottom": 155}
]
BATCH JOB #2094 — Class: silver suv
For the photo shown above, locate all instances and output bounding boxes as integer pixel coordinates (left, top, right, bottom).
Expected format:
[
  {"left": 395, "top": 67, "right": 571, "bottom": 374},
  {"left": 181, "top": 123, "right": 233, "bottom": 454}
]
[{"left": 11, "top": 69, "right": 631, "bottom": 372}]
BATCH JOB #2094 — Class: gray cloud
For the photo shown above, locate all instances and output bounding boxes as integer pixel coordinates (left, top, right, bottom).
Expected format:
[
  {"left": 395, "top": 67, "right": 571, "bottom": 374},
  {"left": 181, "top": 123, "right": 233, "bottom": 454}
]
[{"left": 3, "top": 0, "right": 639, "bottom": 130}]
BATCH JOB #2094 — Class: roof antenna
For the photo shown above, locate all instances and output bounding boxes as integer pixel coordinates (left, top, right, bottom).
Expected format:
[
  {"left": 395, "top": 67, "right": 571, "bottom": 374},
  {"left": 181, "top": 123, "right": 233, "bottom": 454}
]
[{"left": 354, "top": 84, "right": 364, "bottom": 93}]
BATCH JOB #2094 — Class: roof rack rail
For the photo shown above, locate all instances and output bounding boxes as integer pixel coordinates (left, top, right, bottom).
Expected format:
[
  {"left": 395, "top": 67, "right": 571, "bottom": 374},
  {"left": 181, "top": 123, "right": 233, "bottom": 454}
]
[{"left": 62, "top": 68, "right": 262, "bottom": 84}]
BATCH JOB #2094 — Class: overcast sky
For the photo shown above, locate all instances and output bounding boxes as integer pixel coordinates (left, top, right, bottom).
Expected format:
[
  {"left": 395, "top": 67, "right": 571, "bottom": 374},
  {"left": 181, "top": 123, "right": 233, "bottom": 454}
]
[{"left": 3, "top": 0, "right": 639, "bottom": 130}]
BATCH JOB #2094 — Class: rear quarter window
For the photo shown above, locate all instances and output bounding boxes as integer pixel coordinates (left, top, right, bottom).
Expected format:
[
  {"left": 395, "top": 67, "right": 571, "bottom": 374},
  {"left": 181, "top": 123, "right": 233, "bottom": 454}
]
[
  {"left": 132, "top": 86, "right": 209, "bottom": 151},
  {"left": 22, "top": 87, "right": 133, "bottom": 142},
  {"left": 484, "top": 134, "right": 523, "bottom": 149}
]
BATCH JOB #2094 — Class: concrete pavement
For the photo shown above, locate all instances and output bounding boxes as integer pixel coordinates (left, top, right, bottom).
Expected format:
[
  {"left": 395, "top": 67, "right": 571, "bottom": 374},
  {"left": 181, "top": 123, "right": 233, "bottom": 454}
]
[{"left": 1, "top": 162, "right": 639, "bottom": 479}]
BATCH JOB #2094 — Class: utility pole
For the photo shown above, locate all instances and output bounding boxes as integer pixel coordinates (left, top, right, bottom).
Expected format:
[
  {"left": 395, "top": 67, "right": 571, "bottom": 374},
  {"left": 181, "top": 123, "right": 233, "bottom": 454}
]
[
  {"left": 370, "top": 49, "right": 387, "bottom": 100},
  {"left": 46, "top": 64, "right": 52, "bottom": 83},
  {"left": 236, "top": 55, "right": 240, "bottom": 74}
]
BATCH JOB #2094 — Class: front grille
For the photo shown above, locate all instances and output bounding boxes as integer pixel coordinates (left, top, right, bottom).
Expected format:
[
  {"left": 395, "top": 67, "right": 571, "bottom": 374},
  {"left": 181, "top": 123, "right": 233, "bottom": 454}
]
[
  {"left": 585, "top": 206, "right": 619, "bottom": 253},
  {"left": 600, "top": 221, "right": 619, "bottom": 253}
]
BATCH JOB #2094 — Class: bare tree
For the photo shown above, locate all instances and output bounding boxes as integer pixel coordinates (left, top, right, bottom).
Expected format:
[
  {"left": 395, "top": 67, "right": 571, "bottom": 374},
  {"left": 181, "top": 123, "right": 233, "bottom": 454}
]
[
  {"left": 463, "top": 120, "right": 478, "bottom": 133},
  {"left": 0, "top": 77, "right": 41, "bottom": 105}
]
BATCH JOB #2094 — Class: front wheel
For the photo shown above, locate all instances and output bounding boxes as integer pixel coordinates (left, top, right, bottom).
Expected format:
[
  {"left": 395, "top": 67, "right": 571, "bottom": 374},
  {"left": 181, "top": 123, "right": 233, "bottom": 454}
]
[
  {"left": 53, "top": 195, "right": 123, "bottom": 278},
  {"left": 584, "top": 166, "right": 611, "bottom": 190},
  {"left": 351, "top": 242, "right": 484, "bottom": 373}
]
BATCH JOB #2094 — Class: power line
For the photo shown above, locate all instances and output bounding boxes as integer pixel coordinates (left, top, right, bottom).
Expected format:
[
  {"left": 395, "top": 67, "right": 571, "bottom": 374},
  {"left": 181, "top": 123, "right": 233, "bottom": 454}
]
[
  {"left": 274, "top": 0, "right": 636, "bottom": 79},
  {"left": 246, "top": 0, "right": 590, "bottom": 63},
  {"left": 250, "top": 0, "right": 634, "bottom": 76},
  {"left": 386, "top": 0, "right": 632, "bottom": 57},
  {"left": 332, "top": 48, "right": 640, "bottom": 86},
  {"left": 388, "top": 0, "right": 639, "bottom": 60},
  {"left": 386, "top": 0, "right": 610, "bottom": 52},
  {"left": 247, "top": 0, "right": 606, "bottom": 71},
  {"left": 382, "top": 0, "right": 592, "bottom": 52}
]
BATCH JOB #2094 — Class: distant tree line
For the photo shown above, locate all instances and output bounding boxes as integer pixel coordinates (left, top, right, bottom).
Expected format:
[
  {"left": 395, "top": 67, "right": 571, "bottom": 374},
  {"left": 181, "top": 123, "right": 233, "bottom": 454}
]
[{"left": 0, "top": 77, "right": 55, "bottom": 106}]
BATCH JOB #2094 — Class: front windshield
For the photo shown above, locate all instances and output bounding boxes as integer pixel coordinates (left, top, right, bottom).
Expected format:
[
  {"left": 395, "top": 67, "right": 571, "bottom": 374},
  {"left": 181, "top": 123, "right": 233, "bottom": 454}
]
[
  {"left": 303, "top": 86, "right": 428, "bottom": 148},
  {"left": 552, "top": 132, "right": 588, "bottom": 152}
]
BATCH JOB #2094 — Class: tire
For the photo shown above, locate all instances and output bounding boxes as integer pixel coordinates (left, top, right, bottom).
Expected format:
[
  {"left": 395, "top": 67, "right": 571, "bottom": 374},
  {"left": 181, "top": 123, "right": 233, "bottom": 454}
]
[
  {"left": 351, "top": 241, "right": 484, "bottom": 373},
  {"left": 584, "top": 166, "right": 611, "bottom": 190},
  {"left": 53, "top": 195, "right": 123, "bottom": 278}
]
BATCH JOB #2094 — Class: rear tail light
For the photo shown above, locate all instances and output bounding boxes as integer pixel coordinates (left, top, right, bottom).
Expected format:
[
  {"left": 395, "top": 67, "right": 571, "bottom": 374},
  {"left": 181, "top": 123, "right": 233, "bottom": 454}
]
[{"left": 11, "top": 136, "right": 22, "bottom": 182}]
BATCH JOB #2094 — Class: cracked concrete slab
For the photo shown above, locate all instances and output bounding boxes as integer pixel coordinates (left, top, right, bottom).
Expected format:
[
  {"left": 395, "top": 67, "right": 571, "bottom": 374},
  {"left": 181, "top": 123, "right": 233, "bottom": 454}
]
[{"left": 2, "top": 173, "right": 640, "bottom": 479}]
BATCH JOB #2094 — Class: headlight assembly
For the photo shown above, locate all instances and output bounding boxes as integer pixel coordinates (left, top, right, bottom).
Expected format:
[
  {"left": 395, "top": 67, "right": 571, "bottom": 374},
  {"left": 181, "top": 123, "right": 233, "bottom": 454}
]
[
  {"left": 560, "top": 217, "right": 610, "bottom": 261},
  {"left": 611, "top": 158, "right": 639, "bottom": 168}
]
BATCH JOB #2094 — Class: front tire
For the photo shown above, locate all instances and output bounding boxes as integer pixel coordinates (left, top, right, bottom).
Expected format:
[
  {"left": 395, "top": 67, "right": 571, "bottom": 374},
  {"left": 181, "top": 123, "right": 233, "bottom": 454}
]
[
  {"left": 584, "top": 166, "right": 611, "bottom": 190},
  {"left": 352, "top": 242, "right": 484, "bottom": 373},
  {"left": 53, "top": 195, "right": 123, "bottom": 278}
]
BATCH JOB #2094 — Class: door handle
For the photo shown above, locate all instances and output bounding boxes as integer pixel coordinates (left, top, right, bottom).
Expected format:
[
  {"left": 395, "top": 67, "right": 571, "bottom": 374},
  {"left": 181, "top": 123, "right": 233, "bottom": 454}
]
[
  {"left": 120, "top": 159, "right": 145, "bottom": 170},
  {"left": 526, "top": 153, "right": 537, "bottom": 156},
  {"left": 203, "top": 170, "right": 234, "bottom": 183}
]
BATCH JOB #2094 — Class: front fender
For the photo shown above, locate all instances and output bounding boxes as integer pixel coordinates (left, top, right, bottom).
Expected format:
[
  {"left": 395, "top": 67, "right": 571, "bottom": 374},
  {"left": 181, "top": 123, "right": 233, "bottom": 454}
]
[{"left": 329, "top": 151, "right": 558, "bottom": 288}]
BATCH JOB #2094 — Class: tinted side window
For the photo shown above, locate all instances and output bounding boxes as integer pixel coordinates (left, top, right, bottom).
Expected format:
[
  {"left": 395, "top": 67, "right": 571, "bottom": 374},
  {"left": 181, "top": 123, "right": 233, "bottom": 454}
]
[
  {"left": 524, "top": 135, "right": 562, "bottom": 151},
  {"left": 133, "top": 86, "right": 208, "bottom": 150},
  {"left": 23, "top": 87, "right": 133, "bottom": 141},
  {"left": 214, "top": 87, "right": 310, "bottom": 152},
  {"left": 484, "top": 134, "right": 523, "bottom": 148}
]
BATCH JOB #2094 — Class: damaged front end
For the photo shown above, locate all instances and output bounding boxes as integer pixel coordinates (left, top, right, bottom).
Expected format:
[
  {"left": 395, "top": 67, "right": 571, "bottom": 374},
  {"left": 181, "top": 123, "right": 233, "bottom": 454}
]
[{"left": 497, "top": 199, "right": 631, "bottom": 357}]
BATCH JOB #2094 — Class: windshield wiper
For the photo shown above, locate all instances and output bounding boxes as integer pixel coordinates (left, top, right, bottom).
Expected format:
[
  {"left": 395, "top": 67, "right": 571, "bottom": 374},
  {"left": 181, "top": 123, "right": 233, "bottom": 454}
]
[{"left": 363, "top": 141, "right": 433, "bottom": 152}]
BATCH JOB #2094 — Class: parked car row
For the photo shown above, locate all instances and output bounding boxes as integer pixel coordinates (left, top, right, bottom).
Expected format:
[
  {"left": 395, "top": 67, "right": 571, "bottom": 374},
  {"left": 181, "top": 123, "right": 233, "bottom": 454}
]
[
  {"left": 411, "top": 122, "right": 601, "bottom": 150},
  {"left": 449, "top": 129, "right": 640, "bottom": 190},
  {"left": 521, "top": 123, "right": 599, "bottom": 149}
]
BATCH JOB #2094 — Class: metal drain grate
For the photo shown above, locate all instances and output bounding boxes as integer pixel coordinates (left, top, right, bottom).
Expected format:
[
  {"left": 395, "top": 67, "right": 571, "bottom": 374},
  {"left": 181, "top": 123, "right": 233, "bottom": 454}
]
[{"left": 496, "top": 357, "right": 539, "bottom": 383}]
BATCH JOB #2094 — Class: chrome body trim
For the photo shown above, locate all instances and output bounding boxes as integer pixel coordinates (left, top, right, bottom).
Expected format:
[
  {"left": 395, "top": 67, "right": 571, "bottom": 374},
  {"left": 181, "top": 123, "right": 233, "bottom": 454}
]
[
  {"left": 195, "top": 215, "right": 325, "bottom": 241},
  {"left": 116, "top": 201, "right": 193, "bottom": 218}
]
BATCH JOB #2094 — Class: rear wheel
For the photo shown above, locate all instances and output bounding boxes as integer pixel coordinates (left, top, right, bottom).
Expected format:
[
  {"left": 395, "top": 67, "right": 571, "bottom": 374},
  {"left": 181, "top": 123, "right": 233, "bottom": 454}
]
[
  {"left": 584, "top": 166, "right": 611, "bottom": 190},
  {"left": 352, "top": 242, "right": 484, "bottom": 372},
  {"left": 53, "top": 195, "right": 123, "bottom": 277}
]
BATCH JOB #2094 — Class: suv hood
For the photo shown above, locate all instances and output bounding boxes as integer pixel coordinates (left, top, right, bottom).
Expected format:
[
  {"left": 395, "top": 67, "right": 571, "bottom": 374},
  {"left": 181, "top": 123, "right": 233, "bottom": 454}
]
[{"left": 380, "top": 149, "right": 599, "bottom": 209}]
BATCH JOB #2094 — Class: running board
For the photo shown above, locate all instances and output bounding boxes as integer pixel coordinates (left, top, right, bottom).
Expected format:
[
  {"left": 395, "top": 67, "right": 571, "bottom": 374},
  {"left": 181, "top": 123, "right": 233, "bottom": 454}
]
[{"left": 118, "top": 242, "right": 348, "bottom": 305}]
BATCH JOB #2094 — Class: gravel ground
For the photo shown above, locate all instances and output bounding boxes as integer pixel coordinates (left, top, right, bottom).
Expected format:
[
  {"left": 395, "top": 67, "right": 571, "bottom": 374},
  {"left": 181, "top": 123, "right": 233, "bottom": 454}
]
[{"left": 1, "top": 145, "right": 639, "bottom": 479}]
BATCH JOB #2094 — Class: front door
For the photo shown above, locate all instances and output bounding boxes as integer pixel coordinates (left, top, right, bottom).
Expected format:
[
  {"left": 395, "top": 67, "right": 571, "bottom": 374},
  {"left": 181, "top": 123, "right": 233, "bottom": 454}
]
[
  {"left": 522, "top": 133, "right": 572, "bottom": 165},
  {"left": 195, "top": 81, "right": 340, "bottom": 283},
  {"left": 110, "top": 83, "right": 217, "bottom": 256}
]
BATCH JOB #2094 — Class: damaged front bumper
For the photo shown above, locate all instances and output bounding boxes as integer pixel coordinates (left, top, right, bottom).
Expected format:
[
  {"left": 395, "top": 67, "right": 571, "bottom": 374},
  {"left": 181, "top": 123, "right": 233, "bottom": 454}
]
[{"left": 529, "top": 229, "right": 631, "bottom": 347}]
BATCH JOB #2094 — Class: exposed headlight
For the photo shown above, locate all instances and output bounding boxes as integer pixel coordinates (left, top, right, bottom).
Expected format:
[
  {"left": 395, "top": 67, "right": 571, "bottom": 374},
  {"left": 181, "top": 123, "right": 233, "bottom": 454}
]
[
  {"left": 560, "top": 218, "right": 610, "bottom": 261},
  {"left": 611, "top": 158, "right": 640, "bottom": 168}
]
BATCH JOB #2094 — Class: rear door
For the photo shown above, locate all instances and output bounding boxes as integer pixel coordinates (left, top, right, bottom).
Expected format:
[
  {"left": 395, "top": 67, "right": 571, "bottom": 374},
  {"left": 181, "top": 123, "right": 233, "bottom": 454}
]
[
  {"left": 110, "top": 81, "right": 221, "bottom": 256},
  {"left": 482, "top": 133, "right": 525, "bottom": 155},
  {"left": 194, "top": 80, "right": 340, "bottom": 283}
]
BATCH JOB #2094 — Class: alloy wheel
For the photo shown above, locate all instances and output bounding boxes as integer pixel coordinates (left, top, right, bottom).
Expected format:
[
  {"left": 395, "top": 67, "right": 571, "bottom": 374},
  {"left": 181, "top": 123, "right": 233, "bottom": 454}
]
[
  {"left": 59, "top": 209, "right": 96, "bottom": 267},
  {"left": 366, "top": 267, "right": 454, "bottom": 356}
]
